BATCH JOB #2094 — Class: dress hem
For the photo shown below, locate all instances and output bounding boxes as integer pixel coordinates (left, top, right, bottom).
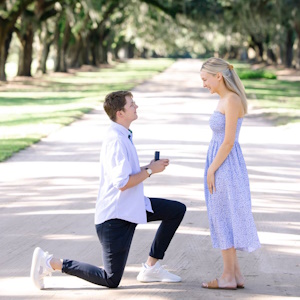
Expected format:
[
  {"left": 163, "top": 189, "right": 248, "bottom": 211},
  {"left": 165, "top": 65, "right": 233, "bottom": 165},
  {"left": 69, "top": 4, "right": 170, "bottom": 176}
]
[{"left": 212, "top": 244, "right": 261, "bottom": 253}]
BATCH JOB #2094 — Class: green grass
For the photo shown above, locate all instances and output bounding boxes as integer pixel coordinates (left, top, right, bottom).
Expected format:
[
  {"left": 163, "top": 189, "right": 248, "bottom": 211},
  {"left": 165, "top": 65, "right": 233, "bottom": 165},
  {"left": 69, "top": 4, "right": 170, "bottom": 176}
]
[
  {"left": 238, "top": 69, "right": 277, "bottom": 79},
  {"left": 242, "top": 77, "right": 300, "bottom": 126},
  {"left": 228, "top": 60, "right": 300, "bottom": 126},
  {"left": 230, "top": 60, "right": 277, "bottom": 79},
  {"left": 0, "top": 58, "right": 174, "bottom": 162}
]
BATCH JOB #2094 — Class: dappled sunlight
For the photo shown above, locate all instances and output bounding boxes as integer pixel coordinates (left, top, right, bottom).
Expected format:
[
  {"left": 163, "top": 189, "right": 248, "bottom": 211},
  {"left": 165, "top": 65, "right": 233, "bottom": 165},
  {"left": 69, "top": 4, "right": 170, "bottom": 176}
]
[
  {"left": 252, "top": 197, "right": 300, "bottom": 208},
  {"left": 16, "top": 208, "right": 94, "bottom": 216},
  {"left": 0, "top": 162, "right": 99, "bottom": 181},
  {"left": 137, "top": 124, "right": 210, "bottom": 143},
  {"left": 124, "top": 265, "right": 146, "bottom": 273},
  {"left": 1, "top": 193, "right": 96, "bottom": 205},
  {"left": 258, "top": 231, "right": 300, "bottom": 247},
  {"left": 1, "top": 273, "right": 299, "bottom": 300},
  {"left": 137, "top": 224, "right": 209, "bottom": 236},
  {"left": 144, "top": 183, "right": 203, "bottom": 200},
  {"left": 263, "top": 244, "right": 300, "bottom": 256},
  {"left": 0, "top": 276, "right": 99, "bottom": 297},
  {"left": 177, "top": 226, "right": 209, "bottom": 236},
  {"left": 137, "top": 223, "right": 163, "bottom": 230},
  {"left": 186, "top": 207, "right": 203, "bottom": 211},
  {"left": 252, "top": 206, "right": 299, "bottom": 214},
  {"left": 276, "top": 222, "right": 300, "bottom": 231},
  {"left": 256, "top": 222, "right": 300, "bottom": 236},
  {"left": 248, "top": 166, "right": 299, "bottom": 181},
  {"left": 251, "top": 182, "right": 299, "bottom": 194},
  {"left": 1, "top": 59, "right": 299, "bottom": 299},
  {"left": 249, "top": 173, "right": 298, "bottom": 183},
  {"left": 0, "top": 200, "right": 71, "bottom": 208},
  {"left": 235, "top": 296, "right": 300, "bottom": 300},
  {"left": 240, "top": 125, "right": 299, "bottom": 145},
  {"left": 44, "top": 234, "right": 94, "bottom": 241},
  {"left": 165, "top": 164, "right": 201, "bottom": 177},
  {"left": 0, "top": 277, "right": 43, "bottom": 297}
]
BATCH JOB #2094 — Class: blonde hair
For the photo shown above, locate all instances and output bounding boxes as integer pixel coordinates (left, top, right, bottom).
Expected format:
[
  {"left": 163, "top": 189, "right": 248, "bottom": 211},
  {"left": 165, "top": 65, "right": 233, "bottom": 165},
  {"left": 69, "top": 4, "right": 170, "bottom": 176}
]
[{"left": 201, "top": 57, "right": 248, "bottom": 114}]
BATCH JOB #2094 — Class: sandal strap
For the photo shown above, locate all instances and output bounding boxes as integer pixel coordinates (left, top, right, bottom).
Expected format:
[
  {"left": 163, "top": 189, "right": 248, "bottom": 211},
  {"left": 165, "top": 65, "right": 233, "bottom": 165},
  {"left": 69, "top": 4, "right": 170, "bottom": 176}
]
[{"left": 207, "top": 278, "right": 219, "bottom": 288}]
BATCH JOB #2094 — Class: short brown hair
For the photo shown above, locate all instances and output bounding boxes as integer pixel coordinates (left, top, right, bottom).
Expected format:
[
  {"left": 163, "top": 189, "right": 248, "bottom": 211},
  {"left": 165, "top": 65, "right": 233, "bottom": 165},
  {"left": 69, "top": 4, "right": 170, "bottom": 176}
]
[{"left": 103, "top": 91, "right": 133, "bottom": 121}]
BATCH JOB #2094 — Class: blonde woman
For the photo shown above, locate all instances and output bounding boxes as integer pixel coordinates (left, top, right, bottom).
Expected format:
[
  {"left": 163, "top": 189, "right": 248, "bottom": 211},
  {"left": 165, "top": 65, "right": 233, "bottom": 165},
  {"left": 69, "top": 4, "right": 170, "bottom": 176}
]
[{"left": 200, "top": 58, "right": 260, "bottom": 290}]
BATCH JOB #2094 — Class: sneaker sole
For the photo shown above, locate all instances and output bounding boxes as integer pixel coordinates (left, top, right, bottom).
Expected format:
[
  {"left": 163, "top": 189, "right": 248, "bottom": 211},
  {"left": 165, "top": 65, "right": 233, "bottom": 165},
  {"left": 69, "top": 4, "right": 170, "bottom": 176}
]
[{"left": 30, "top": 247, "right": 44, "bottom": 290}]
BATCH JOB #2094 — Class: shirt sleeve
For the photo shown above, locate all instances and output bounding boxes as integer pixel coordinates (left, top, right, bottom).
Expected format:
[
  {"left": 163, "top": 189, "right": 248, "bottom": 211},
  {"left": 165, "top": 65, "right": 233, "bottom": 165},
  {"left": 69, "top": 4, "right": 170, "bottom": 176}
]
[{"left": 106, "top": 139, "right": 132, "bottom": 189}]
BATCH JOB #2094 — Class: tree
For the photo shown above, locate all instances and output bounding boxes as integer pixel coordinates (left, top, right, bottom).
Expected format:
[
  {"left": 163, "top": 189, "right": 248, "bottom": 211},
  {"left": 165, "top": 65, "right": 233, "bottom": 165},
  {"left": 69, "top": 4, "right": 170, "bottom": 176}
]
[
  {"left": 15, "top": 8, "right": 35, "bottom": 76},
  {"left": 277, "top": 0, "right": 300, "bottom": 67},
  {"left": 87, "top": 0, "right": 130, "bottom": 65},
  {"left": 36, "top": 18, "right": 55, "bottom": 74},
  {"left": 53, "top": 4, "right": 72, "bottom": 72},
  {"left": 34, "top": 0, "right": 58, "bottom": 74},
  {"left": 0, "top": 0, "right": 35, "bottom": 81}
]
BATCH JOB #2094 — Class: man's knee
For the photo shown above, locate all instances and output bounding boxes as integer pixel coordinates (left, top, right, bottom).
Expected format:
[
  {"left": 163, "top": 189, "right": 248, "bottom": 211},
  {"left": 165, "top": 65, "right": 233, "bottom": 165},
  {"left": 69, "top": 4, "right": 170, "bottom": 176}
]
[
  {"left": 107, "top": 281, "right": 119, "bottom": 288},
  {"left": 166, "top": 200, "right": 186, "bottom": 220},
  {"left": 106, "top": 275, "right": 122, "bottom": 288},
  {"left": 181, "top": 202, "right": 187, "bottom": 213},
  {"left": 177, "top": 202, "right": 186, "bottom": 218}
]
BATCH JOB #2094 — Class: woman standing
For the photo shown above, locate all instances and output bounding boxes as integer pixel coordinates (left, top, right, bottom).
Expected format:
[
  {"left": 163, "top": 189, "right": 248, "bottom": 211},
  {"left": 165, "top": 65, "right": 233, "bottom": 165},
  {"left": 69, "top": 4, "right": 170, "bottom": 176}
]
[{"left": 200, "top": 58, "right": 260, "bottom": 290}]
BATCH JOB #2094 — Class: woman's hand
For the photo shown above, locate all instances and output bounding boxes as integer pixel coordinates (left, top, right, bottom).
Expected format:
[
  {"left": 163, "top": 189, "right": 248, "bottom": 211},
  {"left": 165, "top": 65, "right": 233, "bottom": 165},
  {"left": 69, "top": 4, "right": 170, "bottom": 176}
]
[{"left": 207, "top": 166, "right": 216, "bottom": 194}]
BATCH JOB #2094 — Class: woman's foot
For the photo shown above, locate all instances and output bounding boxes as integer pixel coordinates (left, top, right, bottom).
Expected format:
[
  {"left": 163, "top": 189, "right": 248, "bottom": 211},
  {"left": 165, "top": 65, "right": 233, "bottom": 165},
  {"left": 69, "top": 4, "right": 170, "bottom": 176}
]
[
  {"left": 235, "top": 275, "right": 245, "bottom": 288},
  {"left": 202, "top": 278, "right": 237, "bottom": 290}
]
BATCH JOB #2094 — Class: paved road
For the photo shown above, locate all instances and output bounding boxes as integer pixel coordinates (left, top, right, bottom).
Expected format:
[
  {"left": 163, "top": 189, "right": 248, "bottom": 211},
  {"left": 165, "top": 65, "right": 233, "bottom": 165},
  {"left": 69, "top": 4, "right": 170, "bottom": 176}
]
[{"left": 0, "top": 60, "right": 299, "bottom": 299}]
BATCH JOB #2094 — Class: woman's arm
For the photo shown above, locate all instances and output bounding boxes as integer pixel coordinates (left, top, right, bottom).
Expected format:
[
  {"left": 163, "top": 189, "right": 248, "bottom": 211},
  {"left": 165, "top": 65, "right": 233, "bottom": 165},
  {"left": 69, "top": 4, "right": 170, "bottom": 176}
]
[{"left": 207, "top": 95, "right": 242, "bottom": 194}]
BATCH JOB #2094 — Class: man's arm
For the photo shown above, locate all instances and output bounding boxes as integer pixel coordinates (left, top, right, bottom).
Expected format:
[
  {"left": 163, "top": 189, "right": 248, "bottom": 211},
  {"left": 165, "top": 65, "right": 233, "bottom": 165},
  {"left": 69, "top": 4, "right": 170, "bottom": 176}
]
[
  {"left": 119, "top": 159, "right": 169, "bottom": 191},
  {"left": 140, "top": 160, "right": 154, "bottom": 171},
  {"left": 119, "top": 169, "right": 150, "bottom": 191}
]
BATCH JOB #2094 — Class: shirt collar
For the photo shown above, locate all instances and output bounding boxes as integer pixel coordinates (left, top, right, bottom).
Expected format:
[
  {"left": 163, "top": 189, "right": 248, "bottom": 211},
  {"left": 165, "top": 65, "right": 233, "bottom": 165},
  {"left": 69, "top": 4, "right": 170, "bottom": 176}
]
[{"left": 111, "top": 121, "right": 132, "bottom": 139}]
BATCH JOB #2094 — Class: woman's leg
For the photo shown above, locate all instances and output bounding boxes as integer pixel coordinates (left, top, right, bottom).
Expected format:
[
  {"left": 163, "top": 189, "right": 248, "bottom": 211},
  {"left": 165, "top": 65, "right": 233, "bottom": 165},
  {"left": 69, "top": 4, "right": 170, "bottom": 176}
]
[
  {"left": 202, "top": 247, "right": 237, "bottom": 288},
  {"left": 234, "top": 252, "right": 245, "bottom": 287},
  {"left": 218, "top": 247, "right": 237, "bottom": 288}
]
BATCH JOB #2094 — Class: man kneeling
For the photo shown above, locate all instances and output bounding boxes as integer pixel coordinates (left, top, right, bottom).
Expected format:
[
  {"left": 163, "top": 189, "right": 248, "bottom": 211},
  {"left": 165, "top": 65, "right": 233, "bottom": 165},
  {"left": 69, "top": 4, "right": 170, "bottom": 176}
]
[{"left": 30, "top": 91, "right": 186, "bottom": 289}]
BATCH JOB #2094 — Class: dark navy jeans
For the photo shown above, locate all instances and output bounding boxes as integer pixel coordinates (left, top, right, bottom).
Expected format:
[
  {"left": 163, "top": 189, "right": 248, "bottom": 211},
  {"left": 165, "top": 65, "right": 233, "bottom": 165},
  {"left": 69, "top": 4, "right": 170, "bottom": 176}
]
[{"left": 62, "top": 198, "right": 186, "bottom": 288}]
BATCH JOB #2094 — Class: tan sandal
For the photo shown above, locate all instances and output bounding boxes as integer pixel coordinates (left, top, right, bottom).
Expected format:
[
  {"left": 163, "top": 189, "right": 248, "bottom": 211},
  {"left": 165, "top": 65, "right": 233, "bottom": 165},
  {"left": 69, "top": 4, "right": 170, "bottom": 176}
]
[{"left": 202, "top": 278, "right": 237, "bottom": 290}]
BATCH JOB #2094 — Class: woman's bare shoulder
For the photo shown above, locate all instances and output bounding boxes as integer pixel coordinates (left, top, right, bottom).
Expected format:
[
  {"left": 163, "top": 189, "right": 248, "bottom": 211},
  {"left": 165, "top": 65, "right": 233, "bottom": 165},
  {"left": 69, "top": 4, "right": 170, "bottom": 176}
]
[{"left": 225, "top": 93, "right": 244, "bottom": 116}]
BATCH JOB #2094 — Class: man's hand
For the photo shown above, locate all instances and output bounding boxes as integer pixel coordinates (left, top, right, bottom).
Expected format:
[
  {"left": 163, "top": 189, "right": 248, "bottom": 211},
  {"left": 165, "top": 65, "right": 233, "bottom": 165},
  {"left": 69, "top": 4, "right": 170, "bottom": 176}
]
[
  {"left": 120, "top": 159, "right": 170, "bottom": 191},
  {"left": 149, "top": 159, "right": 169, "bottom": 174}
]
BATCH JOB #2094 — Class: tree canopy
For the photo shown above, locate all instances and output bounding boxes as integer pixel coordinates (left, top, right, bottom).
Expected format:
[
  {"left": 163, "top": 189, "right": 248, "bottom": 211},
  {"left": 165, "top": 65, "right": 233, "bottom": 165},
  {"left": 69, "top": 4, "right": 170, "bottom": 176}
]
[{"left": 0, "top": 0, "right": 299, "bottom": 81}]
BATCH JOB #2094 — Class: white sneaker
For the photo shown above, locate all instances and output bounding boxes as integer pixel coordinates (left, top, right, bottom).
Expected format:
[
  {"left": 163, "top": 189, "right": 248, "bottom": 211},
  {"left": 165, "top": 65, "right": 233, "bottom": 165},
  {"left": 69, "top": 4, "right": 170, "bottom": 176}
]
[
  {"left": 30, "top": 247, "right": 54, "bottom": 289},
  {"left": 137, "top": 261, "right": 181, "bottom": 283}
]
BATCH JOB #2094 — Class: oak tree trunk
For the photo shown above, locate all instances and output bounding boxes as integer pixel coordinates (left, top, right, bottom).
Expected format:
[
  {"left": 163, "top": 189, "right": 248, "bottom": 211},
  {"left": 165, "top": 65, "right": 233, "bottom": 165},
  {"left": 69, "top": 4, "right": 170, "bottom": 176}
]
[
  {"left": 285, "top": 28, "right": 294, "bottom": 68},
  {"left": 17, "top": 23, "right": 34, "bottom": 76}
]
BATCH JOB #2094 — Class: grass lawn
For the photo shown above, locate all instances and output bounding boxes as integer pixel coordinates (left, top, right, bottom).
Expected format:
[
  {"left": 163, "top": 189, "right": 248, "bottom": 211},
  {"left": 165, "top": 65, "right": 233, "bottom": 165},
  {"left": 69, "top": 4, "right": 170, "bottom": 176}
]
[
  {"left": 1, "top": 58, "right": 299, "bottom": 162},
  {"left": 232, "top": 61, "right": 300, "bottom": 125},
  {"left": 0, "top": 59, "right": 174, "bottom": 162}
]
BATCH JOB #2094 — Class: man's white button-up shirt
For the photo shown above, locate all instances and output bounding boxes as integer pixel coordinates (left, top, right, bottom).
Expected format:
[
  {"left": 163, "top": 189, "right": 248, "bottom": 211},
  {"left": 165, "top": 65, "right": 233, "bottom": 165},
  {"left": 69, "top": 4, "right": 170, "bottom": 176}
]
[{"left": 95, "top": 121, "right": 153, "bottom": 225}]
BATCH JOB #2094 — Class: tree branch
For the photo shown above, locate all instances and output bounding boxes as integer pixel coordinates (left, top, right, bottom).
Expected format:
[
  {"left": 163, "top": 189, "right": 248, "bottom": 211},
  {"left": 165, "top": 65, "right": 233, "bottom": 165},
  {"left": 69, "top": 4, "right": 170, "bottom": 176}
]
[
  {"left": 141, "top": 0, "right": 179, "bottom": 18},
  {"left": 6, "top": 0, "right": 35, "bottom": 25}
]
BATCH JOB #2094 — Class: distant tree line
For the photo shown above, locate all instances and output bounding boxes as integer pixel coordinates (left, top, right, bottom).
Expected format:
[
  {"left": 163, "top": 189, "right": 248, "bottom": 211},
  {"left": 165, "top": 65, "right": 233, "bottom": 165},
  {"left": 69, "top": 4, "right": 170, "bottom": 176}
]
[{"left": 0, "top": 0, "right": 299, "bottom": 81}]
